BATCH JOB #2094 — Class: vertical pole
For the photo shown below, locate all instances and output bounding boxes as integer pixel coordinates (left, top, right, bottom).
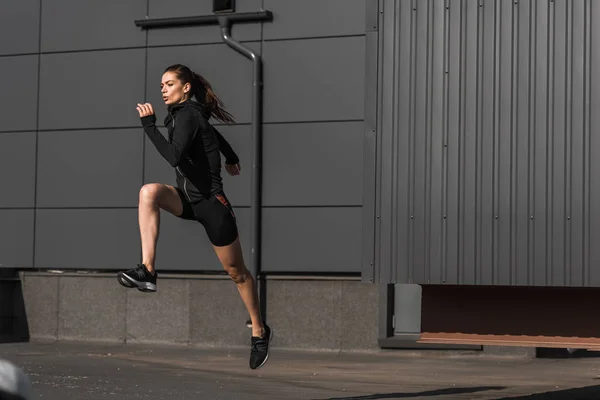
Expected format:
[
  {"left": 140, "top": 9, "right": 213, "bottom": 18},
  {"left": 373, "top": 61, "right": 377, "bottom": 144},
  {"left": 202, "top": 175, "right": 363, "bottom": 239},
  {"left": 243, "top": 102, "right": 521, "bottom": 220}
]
[{"left": 218, "top": 17, "right": 266, "bottom": 321}]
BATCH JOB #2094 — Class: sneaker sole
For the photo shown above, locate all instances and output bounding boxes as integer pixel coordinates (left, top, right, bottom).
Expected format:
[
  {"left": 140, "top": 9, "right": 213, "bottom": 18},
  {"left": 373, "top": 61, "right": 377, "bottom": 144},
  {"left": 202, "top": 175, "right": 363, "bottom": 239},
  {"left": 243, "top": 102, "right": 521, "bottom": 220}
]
[
  {"left": 252, "top": 327, "right": 274, "bottom": 370},
  {"left": 117, "top": 273, "right": 135, "bottom": 288},
  {"left": 118, "top": 272, "right": 157, "bottom": 292}
]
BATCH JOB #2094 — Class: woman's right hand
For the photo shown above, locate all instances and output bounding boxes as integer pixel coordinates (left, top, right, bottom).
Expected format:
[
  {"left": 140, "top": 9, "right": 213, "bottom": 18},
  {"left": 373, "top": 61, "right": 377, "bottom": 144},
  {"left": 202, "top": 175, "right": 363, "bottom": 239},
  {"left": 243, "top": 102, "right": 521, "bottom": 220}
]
[{"left": 136, "top": 103, "right": 155, "bottom": 118}]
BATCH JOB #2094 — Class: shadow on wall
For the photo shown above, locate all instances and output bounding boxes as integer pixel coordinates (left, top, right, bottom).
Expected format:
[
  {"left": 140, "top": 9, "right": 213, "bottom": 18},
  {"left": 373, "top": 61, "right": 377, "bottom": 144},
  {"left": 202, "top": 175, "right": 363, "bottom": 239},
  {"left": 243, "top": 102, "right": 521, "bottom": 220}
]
[{"left": 0, "top": 269, "right": 29, "bottom": 344}]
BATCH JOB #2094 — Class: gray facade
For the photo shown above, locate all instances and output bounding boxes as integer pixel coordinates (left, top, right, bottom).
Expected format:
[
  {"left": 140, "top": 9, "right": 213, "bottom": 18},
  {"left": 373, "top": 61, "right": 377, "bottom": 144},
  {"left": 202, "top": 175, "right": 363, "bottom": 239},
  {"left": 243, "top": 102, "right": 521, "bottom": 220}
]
[
  {"left": 0, "top": 0, "right": 366, "bottom": 274},
  {"left": 364, "top": 0, "right": 600, "bottom": 287}
]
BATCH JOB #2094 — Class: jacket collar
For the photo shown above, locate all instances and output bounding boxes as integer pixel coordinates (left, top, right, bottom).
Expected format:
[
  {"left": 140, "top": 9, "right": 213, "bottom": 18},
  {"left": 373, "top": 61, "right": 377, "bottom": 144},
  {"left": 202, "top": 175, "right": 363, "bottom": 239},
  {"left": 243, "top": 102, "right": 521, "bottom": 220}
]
[{"left": 168, "top": 99, "right": 211, "bottom": 119}]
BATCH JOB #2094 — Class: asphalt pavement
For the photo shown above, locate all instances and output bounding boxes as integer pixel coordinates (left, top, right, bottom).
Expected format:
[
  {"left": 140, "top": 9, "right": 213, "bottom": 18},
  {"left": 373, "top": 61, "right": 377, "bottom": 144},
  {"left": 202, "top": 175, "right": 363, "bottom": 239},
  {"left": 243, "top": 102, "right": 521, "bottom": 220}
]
[{"left": 2, "top": 341, "right": 600, "bottom": 399}]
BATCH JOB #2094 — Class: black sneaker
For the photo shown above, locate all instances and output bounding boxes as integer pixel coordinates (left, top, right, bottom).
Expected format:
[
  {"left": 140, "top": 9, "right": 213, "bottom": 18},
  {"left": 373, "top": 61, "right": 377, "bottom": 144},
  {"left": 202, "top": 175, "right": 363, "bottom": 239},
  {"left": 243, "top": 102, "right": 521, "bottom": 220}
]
[
  {"left": 249, "top": 323, "right": 272, "bottom": 370},
  {"left": 117, "top": 264, "right": 157, "bottom": 292}
]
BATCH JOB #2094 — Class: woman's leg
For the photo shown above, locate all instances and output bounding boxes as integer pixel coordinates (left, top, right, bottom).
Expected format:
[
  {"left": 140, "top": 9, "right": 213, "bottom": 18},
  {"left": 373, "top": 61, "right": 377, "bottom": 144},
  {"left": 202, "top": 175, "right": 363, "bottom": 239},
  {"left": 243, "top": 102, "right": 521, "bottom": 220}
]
[
  {"left": 200, "top": 192, "right": 271, "bottom": 368},
  {"left": 212, "top": 237, "right": 265, "bottom": 338},
  {"left": 138, "top": 183, "right": 184, "bottom": 274}
]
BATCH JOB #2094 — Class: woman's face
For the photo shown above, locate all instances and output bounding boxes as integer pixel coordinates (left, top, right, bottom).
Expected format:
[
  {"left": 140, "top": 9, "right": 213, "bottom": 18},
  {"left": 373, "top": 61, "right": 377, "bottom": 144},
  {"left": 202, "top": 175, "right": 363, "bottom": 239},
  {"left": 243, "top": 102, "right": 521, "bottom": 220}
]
[{"left": 161, "top": 72, "right": 190, "bottom": 105}]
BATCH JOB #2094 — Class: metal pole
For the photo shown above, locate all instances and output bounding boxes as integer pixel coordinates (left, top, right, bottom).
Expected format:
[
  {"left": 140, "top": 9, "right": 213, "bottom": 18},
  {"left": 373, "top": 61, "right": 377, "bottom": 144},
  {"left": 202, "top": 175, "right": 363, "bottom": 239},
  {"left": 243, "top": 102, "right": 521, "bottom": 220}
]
[{"left": 218, "top": 17, "right": 264, "bottom": 318}]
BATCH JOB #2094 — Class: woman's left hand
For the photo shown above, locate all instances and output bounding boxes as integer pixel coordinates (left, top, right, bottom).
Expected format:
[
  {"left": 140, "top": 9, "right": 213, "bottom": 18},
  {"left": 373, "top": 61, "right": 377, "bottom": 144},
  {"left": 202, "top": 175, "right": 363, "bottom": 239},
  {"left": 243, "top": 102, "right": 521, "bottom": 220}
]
[{"left": 225, "top": 163, "right": 241, "bottom": 176}]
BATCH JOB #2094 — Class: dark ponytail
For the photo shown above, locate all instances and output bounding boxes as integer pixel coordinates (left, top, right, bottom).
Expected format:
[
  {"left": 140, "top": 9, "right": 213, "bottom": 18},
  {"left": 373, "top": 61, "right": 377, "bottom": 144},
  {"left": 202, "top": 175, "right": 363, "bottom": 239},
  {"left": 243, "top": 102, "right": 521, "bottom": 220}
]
[
  {"left": 164, "top": 64, "right": 235, "bottom": 124},
  {"left": 191, "top": 72, "right": 235, "bottom": 124}
]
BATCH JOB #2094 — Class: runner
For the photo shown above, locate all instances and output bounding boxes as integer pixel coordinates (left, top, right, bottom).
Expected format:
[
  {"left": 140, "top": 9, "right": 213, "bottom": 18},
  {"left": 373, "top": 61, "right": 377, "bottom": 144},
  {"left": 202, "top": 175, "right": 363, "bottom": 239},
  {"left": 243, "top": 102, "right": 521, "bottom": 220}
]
[{"left": 117, "top": 64, "right": 272, "bottom": 370}]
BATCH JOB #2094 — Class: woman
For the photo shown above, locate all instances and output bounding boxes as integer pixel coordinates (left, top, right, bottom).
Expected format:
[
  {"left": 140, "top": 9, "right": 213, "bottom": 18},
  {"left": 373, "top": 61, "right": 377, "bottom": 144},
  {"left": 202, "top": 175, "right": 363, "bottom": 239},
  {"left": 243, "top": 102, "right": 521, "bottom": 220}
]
[{"left": 117, "top": 64, "right": 272, "bottom": 370}]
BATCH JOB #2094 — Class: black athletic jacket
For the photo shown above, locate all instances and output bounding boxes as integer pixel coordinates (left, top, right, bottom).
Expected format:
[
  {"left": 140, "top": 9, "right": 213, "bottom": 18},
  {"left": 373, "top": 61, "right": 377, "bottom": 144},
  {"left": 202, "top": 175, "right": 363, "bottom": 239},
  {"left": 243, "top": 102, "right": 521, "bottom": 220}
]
[{"left": 140, "top": 99, "right": 239, "bottom": 202}]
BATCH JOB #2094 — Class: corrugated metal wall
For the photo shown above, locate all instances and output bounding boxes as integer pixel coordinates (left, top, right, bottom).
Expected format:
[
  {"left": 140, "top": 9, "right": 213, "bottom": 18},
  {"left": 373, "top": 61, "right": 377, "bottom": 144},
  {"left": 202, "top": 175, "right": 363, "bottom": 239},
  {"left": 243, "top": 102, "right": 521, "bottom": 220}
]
[
  {"left": 364, "top": 0, "right": 600, "bottom": 286},
  {"left": 0, "top": 0, "right": 366, "bottom": 273}
]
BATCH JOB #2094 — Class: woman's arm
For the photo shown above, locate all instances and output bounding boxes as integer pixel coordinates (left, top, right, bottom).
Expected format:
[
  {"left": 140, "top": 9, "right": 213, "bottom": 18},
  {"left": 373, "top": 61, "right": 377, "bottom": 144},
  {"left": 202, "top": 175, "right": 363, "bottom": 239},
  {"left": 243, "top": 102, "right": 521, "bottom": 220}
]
[
  {"left": 138, "top": 103, "right": 199, "bottom": 168},
  {"left": 212, "top": 126, "right": 240, "bottom": 165}
]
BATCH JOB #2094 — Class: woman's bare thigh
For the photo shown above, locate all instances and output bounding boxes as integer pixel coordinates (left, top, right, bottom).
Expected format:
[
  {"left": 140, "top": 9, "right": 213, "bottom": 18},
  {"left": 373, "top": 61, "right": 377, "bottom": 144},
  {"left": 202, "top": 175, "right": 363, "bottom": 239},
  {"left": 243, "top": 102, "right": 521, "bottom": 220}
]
[{"left": 139, "top": 183, "right": 184, "bottom": 217}]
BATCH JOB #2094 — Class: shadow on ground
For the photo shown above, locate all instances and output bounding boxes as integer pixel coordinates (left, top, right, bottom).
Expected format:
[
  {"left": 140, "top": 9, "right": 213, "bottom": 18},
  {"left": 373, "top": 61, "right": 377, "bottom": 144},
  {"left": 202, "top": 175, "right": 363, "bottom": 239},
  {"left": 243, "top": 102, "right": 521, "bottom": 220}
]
[
  {"left": 536, "top": 348, "right": 600, "bottom": 359},
  {"left": 536, "top": 347, "right": 600, "bottom": 359},
  {"left": 321, "top": 385, "right": 600, "bottom": 400},
  {"left": 316, "top": 386, "right": 506, "bottom": 400},
  {"left": 0, "top": 270, "right": 29, "bottom": 344},
  {"left": 496, "top": 384, "right": 600, "bottom": 399}
]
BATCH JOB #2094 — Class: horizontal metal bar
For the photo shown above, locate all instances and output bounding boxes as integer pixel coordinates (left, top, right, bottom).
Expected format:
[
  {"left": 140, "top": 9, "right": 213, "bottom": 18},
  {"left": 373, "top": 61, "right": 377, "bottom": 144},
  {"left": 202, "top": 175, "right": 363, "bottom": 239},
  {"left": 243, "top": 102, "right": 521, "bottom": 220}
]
[
  {"left": 134, "top": 11, "right": 273, "bottom": 29},
  {"left": 18, "top": 270, "right": 360, "bottom": 280},
  {"left": 378, "top": 336, "right": 482, "bottom": 351}
]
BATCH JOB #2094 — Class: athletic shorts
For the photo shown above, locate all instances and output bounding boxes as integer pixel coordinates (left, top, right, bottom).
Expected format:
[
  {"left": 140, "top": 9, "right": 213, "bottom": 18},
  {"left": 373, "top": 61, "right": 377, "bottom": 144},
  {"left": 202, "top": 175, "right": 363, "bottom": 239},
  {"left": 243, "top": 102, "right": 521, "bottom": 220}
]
[{"left": 175, "top": 188, "right": 239, "bottom": 247}]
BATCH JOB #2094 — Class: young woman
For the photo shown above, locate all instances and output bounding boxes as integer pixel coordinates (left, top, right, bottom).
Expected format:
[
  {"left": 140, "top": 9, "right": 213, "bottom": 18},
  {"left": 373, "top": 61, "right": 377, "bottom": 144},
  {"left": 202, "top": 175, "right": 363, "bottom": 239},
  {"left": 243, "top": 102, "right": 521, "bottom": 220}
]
[{"left": 117, "top": 64, "right": 272, "bottom": 370}]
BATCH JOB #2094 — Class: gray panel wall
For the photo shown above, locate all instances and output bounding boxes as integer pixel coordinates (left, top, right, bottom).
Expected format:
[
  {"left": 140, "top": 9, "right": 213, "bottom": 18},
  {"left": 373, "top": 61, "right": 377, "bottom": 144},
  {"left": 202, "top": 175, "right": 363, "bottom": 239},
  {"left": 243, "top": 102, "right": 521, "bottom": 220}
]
[
  {"left": 366, "top": 0, "right": 600, "bottom": 286},
  {"left": 0, "top": 0, "right": 40, "bottom": 56},
  {"left": 0, "top": 0, "right": 366, "bottom": 274}
]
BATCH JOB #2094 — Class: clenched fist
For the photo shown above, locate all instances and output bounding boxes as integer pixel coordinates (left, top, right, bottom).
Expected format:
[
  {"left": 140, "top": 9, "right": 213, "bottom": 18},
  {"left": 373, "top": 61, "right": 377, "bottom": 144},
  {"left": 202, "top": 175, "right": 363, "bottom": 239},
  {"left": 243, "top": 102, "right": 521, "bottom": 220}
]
[
  {"left": 225, "top": 163, "right": 241, "bottom": 176},
  {"left": 136, "top": 103, "right": 155, "bottom": 118}
]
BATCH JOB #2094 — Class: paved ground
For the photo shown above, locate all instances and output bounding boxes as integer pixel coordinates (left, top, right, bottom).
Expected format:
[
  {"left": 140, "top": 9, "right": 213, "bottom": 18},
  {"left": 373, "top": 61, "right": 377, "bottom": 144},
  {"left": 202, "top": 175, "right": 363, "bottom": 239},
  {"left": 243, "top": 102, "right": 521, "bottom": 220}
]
[{"left": 2, "top": 341, "right": 600, "bottom": 399}]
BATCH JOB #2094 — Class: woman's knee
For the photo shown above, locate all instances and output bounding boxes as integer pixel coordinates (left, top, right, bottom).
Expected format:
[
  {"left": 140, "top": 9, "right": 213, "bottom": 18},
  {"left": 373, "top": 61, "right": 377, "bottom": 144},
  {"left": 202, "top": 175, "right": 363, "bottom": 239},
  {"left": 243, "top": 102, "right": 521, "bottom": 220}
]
[
  {"left": 139, "top": 183, "right": 161, "bottom": 206},
  {"left": 224, "top": 263, "right": 250, "bottom": 284}
]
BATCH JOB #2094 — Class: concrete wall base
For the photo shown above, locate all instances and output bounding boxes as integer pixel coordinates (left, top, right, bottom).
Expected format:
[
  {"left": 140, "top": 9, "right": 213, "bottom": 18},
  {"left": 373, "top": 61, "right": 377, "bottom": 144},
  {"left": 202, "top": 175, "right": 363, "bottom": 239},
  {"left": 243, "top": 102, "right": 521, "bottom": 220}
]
[
  {"left": 16, "top": 272, "right": 556, "bottom": 357},
  {"left": 19, "top": 272, "right": 380, "bottom": 352}
]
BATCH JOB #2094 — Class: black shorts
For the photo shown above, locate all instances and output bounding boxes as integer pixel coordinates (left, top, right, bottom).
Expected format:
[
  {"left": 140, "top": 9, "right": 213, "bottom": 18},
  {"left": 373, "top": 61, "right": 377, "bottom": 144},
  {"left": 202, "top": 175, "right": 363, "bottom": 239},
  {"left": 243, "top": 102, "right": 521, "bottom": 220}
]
[{"left": 175, "top": 189, "right": 239, "bottom": 247}]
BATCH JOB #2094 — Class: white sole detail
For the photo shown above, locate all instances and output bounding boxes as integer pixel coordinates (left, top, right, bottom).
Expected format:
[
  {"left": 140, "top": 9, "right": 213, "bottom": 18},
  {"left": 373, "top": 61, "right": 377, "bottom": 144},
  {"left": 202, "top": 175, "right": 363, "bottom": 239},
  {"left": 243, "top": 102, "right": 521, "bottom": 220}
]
[{"left": 119, "top": 272, "right": 157, "bottom": 292}]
